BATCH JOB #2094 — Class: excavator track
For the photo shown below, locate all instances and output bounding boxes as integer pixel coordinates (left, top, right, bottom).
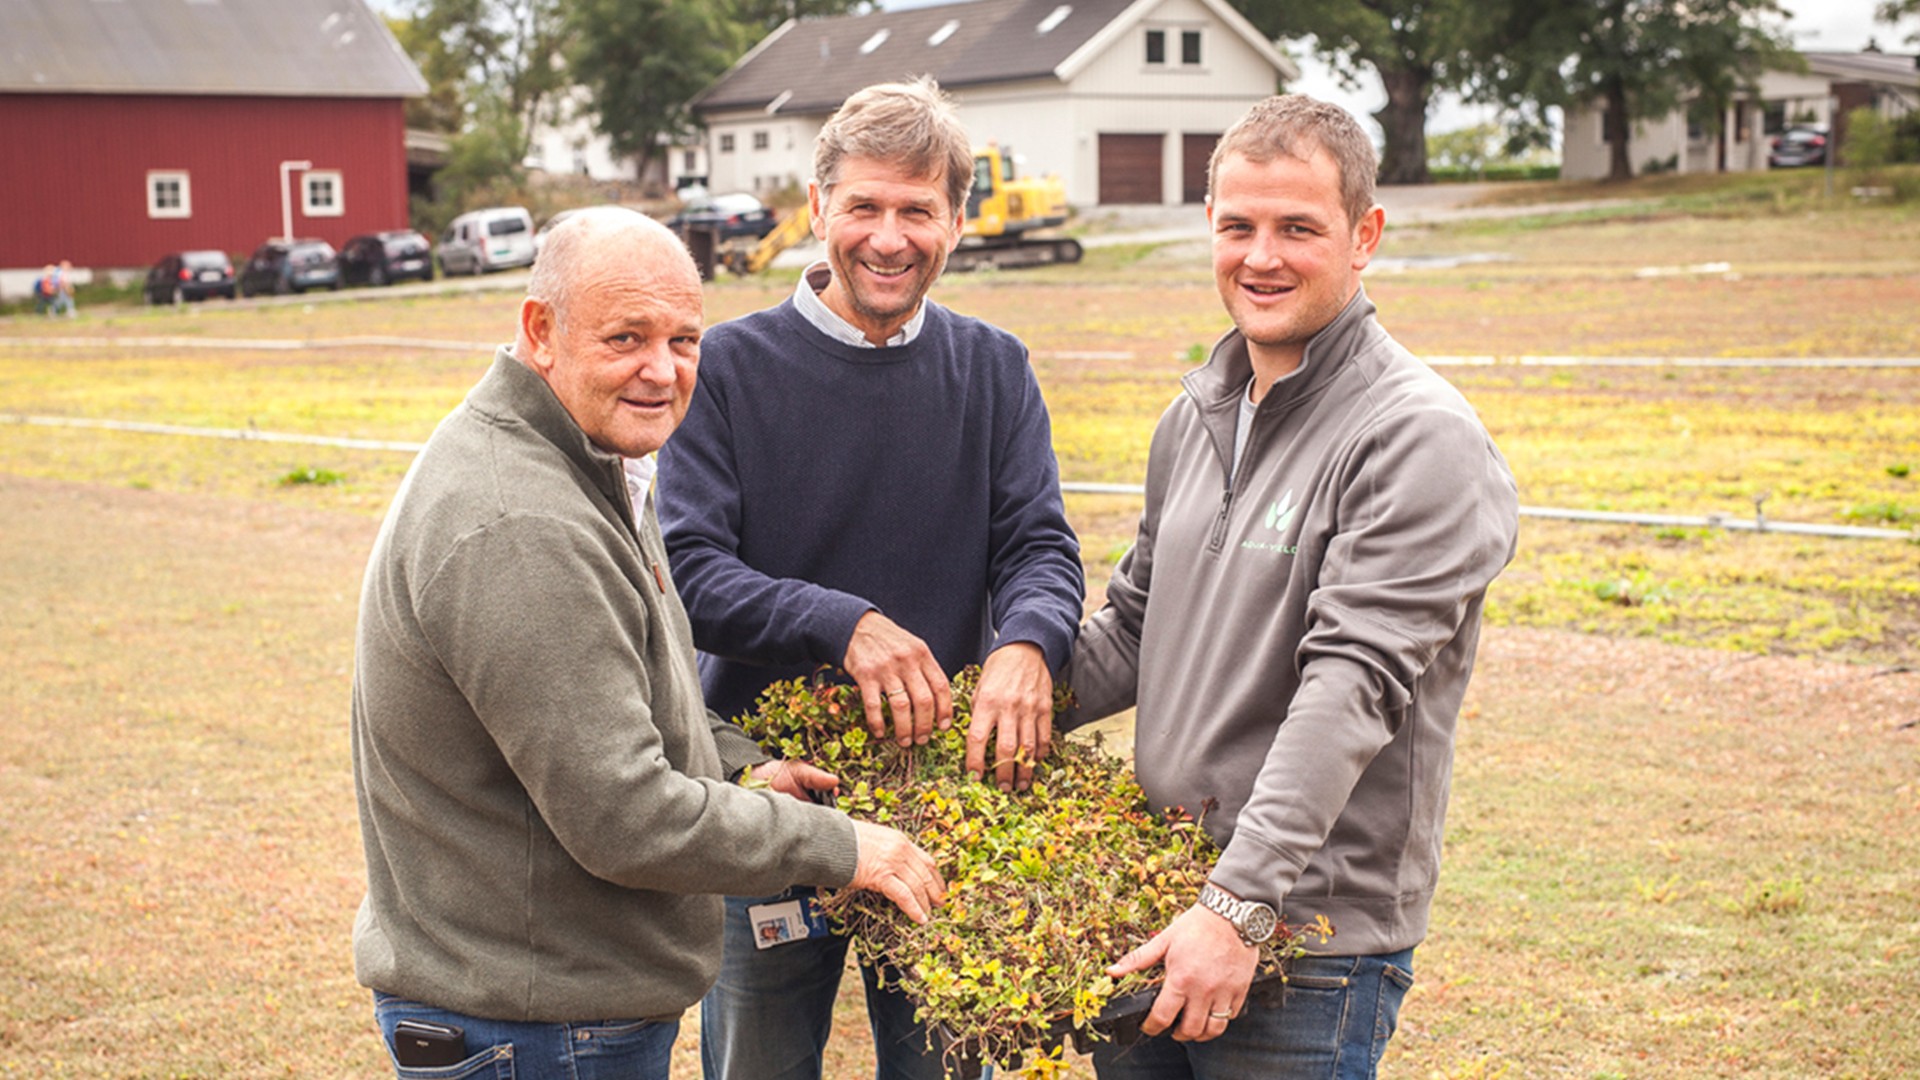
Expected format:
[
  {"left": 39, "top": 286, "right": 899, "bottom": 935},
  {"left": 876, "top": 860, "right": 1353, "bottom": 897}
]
[{"left": 945, "top": 236, "right": 1084, "bottom": 273}]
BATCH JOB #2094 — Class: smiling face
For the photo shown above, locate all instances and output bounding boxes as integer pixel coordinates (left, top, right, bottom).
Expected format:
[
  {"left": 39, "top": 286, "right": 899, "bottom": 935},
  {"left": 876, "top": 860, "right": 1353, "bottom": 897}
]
[
  {"left": 518, "top": 223, "right": 703, "bottom": 458},
  {"left": 1207, "top": 146, "right": 1384, "bottom": 381},
  {"left": 811, "top": 155, "right": 964, "bottom": 344}
]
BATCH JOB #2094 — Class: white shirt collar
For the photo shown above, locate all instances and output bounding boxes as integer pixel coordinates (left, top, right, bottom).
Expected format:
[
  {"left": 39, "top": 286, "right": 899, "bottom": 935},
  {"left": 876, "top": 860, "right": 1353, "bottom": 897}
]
[{"left": 791, "top": 260, "right": 926, "bottom": 348}]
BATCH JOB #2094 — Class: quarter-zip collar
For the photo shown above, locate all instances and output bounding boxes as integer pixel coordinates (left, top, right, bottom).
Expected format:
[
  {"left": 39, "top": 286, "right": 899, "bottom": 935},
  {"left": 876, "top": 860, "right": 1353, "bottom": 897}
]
[
  {"left": 467, "top": 346, "right": 639, "bottom": 542},
  {"left": 1183, "top": 285, "right": 1380, "bottom": 481}
]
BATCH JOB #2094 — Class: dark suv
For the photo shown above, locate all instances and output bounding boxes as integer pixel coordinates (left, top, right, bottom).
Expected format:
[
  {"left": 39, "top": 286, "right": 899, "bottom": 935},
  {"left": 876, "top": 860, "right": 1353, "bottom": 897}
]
[
  {"left": 144, "top": 250, "right": 236, "bottom": 304},
  {"left": 339, "top": 230, "right": 435, "bottom": 287},
  {"left": 238, "top": 239, "right": 340, "bottom": 297}
]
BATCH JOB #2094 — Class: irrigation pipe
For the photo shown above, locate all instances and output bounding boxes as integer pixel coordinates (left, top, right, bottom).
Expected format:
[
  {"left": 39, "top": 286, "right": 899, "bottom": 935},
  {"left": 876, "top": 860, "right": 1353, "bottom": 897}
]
[{"left": 8, "top": 413, "right": 1912, "bottom": 543}]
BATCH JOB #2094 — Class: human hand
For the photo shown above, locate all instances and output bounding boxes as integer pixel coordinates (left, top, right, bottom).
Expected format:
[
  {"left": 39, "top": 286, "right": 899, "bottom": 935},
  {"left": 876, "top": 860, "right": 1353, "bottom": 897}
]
[
  {"left": 1107, "top": 902, "right": 1259, "bottom": 1042},
  {"left": 748, "top": 759, "right": 839, "bottom": 802},
  {"left": 848, "top": 820, "right": 947, "bottom": 923},
  {"left": 843, "top": 611, "right": 952, "bottom": 747},
  {"left": 965, "top": 643, "right": 1053, "bottom": 791}
]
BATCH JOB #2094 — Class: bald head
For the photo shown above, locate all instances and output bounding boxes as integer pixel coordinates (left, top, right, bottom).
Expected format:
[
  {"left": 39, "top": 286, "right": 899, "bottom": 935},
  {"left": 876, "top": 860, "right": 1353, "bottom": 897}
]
[
  {"left": 521, "top": 207, "right": 697, "bottom": 347},
  {"left": 514, "top": 206, "right": 706, "bottom": 458}
]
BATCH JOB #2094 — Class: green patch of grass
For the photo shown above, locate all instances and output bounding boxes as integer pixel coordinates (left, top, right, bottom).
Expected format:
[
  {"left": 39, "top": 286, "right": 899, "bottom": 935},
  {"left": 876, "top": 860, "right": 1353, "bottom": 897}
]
[{"left": 278, "top": 466, "right": 345, "bottom": 487}]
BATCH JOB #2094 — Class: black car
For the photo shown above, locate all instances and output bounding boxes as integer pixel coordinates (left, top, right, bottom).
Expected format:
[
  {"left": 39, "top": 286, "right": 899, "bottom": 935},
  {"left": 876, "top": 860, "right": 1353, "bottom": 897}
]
[
  {"left": 666, "top": 193, "right": 779, "bottom": 241},
  {"left": 144, "top": 250, "right": 235, "bottom": 304},
  {"left": 339, "top": 230, "right": 435, "bottom": 287},
  {"left": 1768, "top": 126, "right": 1828, "bottom": 169},
  {"left": 238, "top": 239, "right": 341, "bottom": 297}
]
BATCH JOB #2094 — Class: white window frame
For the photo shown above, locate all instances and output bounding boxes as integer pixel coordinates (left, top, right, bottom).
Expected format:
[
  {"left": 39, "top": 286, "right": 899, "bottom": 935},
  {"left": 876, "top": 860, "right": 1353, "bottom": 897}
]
[
  {"left": 752, "top": 130, "right": 770, "bottom": 151},
  {"left": 1144, "top": 28, "right": 1166, "bottom": 66},
  {"left": 302, "top": 170, "right": 344, "bottom": 217},
  {"left": 147, "top": 170, "right": 191, "bottom": 219}
]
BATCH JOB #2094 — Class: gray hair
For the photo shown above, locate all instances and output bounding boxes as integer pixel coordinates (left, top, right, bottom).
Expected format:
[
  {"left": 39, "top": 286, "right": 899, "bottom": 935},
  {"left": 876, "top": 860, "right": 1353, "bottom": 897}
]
[
  {"left": 524, "top": 206, "right": 693, "bottom": 328},
  {"left": 1209, "top": 94, "right": 1378, "bottom": 229},
  {"left": 814, "top": 77, "right": 973, "bottom": 217}
]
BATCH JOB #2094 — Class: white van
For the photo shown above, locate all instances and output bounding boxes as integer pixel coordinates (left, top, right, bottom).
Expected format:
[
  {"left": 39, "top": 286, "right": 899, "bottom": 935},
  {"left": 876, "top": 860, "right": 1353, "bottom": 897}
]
[{"left": 438, "top": 207, "right": 536, "bottom": 275}]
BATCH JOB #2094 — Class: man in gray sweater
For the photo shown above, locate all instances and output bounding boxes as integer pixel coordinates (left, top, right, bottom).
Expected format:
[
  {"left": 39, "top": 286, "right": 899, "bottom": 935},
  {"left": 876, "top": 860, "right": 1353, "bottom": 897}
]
[
  {"left": 350, "top": 208, "right": 942, "bottom": 1079},
  {"left": 1063, "top": 96, "right": 1519, "bottom": 1079}
]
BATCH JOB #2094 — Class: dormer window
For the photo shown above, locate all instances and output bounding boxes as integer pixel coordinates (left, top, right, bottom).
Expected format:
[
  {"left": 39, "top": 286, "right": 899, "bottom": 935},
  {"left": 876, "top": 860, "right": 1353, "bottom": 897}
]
[{"left": 1146, "top": 26, "right": 1203, "bottom": 67}]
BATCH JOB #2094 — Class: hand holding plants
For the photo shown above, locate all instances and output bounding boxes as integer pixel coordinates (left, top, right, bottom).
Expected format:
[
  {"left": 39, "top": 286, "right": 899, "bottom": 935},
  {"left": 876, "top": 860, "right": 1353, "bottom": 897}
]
[
  {"left": 850, "top": 819, "right": 949, "bottom": 925},
  {"left": 966, "top": 642, "right": 1054, "bottom": 791},
  {"left": 844, "top": 611, "right": 953, "bottom": 747},
  {"left": 1107, "top": 902, "right": 1259, "bottom": 1042}
]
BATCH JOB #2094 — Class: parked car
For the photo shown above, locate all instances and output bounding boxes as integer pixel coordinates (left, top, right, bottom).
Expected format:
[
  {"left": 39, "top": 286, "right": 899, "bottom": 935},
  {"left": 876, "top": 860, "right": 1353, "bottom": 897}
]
[
  {"left": 1768, "top": 126, "right": 1829, "bottom": 169},
  {"left": 339, "top": 230, "right": 435, "bottom": 287},
  {"left": 665, "top": 192, "right": 778, "bottom": 241},
  {"left": 238, "top": 239, "right": 340, "bottom": 297},
  {"left": 143, "top": 250, "right": 235, "bottom": 304},
  {"left": 439, "top": 207, "right": 537, "bottom": 276}
]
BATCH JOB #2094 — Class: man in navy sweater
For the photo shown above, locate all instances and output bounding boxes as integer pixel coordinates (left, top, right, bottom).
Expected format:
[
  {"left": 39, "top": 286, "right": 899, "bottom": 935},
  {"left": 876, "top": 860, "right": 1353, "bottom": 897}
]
[{"left": 656, "top": 77, "right": 1084, "bottom": 1080}]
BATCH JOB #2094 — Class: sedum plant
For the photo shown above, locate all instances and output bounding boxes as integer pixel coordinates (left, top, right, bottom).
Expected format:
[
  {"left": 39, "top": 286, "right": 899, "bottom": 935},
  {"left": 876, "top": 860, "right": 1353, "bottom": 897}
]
[{"left": 737, "top": 668, "right": 1324, "bottom": 1076}]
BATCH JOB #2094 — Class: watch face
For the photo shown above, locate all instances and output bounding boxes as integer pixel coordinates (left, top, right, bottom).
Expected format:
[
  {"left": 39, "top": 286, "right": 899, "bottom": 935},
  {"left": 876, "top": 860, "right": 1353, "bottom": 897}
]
[{"left": 1241, "top": 904, "right": 1278, "bottom": 944}]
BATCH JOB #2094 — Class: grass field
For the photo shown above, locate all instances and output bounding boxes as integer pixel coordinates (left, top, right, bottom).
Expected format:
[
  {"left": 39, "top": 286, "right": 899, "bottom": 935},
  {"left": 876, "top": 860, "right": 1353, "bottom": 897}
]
[{"left": 2, "top": 174, "right": 1917, "bottom": 1077}]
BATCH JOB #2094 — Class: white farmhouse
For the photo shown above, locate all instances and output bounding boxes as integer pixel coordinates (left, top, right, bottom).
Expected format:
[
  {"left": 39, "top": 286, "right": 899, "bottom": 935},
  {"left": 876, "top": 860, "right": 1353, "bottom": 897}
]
[{"left": 691, "top": 0, "right": 1299, "bottom": 207}]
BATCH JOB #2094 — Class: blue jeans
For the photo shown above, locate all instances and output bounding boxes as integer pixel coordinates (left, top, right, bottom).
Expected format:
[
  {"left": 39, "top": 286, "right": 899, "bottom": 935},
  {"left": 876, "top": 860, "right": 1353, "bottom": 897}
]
[
  {"left": 701, "top": 890, "right": 968, "bottom": 1080},
  {"left": 1090, "top": 950, "right": 1415, "bottom": 1080},
  {"left": 373, "top": 992, "right": 678, "bottom": 1080}
]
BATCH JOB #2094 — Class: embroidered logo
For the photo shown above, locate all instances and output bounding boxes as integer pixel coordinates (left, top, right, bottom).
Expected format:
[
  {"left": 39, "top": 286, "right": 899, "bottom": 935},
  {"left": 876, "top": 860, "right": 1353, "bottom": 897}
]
[{"left": 1242, "top": 489, "right": 1300, "bottom": 555}]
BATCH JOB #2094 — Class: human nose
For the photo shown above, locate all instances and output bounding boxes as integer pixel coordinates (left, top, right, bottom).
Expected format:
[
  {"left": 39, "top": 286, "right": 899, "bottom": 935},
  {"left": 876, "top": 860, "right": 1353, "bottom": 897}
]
[
  {"left": 867, "top": 212, "right": 910, "bottom": 255},
  {"left": 635, "top": 340, "right": 680, "bottom": 385},
  {"left": 1243, "top": 227, "right": 1284, "bottom": 272}
]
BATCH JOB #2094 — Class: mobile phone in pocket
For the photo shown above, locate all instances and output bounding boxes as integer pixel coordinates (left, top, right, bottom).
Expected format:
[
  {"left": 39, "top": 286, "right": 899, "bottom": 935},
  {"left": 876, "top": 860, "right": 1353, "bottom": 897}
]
[{"left": 393, "top": 1018, "right": 466, "bottom": 1067}]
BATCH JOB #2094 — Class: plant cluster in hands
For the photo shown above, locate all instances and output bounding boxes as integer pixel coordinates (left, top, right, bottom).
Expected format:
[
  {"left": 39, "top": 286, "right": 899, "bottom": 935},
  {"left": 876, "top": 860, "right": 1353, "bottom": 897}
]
[{"left": 737, "top": 668, "right": 1325, "bottom": 1075}]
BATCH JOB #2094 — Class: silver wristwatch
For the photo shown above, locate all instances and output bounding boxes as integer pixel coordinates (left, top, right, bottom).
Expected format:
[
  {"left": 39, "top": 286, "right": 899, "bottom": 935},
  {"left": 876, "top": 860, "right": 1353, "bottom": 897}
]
[{"left": 1198, "top": 882, "right": 1279, "bottom": 947}]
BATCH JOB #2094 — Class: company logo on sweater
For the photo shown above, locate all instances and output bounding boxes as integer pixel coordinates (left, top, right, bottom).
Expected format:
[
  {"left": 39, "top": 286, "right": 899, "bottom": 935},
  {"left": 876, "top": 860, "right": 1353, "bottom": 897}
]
[{"left": 1242, "top": 490, "right": 1299, "bottom": 555}]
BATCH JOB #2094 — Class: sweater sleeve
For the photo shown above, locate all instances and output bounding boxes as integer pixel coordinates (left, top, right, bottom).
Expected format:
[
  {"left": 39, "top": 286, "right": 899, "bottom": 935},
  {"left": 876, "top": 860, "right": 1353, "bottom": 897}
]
[
  {"left": 1209, "top": 405, "right": 1518, "bottom": 907},
  {"left": 417, "top": 512, "right": 859, "bottom": 897},
  {"left": 657, "top": 372, "right": 876, "bottom": 668},
  {"left": 984, "top": 351, "right": 1086, "bottom": 675}
]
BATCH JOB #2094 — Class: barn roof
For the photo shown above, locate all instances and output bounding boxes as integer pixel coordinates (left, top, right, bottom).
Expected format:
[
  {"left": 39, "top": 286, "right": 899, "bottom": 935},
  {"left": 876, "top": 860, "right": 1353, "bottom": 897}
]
[{"left": 0, "top": 0, "right": 426, "bottom": 97}]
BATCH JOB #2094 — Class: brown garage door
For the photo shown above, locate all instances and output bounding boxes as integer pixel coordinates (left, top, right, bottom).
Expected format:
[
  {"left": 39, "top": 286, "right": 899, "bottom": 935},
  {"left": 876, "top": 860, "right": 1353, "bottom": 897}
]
[
  {"left": 1183, "top": 132, "right": 1220, "bottom": 203},
  {"left": 1099, "top": 133, "right": 1163, "bottom": 204}
]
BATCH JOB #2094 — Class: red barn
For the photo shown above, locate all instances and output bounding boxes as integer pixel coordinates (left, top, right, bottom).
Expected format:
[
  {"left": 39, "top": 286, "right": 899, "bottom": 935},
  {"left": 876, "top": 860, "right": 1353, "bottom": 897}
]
[{"left": 0, "top": 0, "right": 425, "bottom": 295}]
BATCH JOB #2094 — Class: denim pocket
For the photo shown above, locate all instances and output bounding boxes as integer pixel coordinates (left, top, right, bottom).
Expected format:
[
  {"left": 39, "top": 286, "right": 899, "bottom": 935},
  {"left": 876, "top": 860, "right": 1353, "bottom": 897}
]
[{"left": 389, "top": 1043, "right": 514, "bottom": 1080}]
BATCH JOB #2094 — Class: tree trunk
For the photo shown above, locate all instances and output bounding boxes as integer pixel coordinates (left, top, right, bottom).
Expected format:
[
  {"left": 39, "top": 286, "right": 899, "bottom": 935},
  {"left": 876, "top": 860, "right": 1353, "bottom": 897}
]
[
  {"left": 1374, "top": 66, "right": 1434, "bottom": 185},
  {"left": 1604, "top": 76, "right": 1633, "bottom": 182}
]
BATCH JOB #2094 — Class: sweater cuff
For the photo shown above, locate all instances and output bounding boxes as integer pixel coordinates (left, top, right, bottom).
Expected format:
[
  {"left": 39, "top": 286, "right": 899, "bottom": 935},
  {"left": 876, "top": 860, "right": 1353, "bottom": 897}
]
[
  {"left": 994, "top": 610, "right": 1076, "bottom": 677},
  {"left": 1208, "top": 833, "right": 1298, "bottom": 911},
  {"left": 812, "top": 592, "right": 880, "bottom": 669}
]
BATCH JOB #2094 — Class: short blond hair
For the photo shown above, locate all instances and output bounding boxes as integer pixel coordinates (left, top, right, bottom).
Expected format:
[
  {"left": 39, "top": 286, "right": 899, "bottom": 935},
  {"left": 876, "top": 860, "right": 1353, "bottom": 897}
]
[
  {"left": 814, "top": 77, "right": 973, "bottom": 217},
  {"left": 1209, "top": 95, "right": 1377, "bottom": 229}
]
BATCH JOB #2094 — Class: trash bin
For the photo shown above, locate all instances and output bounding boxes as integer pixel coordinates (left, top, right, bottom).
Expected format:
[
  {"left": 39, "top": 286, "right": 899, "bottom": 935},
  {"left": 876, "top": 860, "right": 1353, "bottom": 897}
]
[{"left": 678, "top": 225, "right": 718, "bottom": 282}]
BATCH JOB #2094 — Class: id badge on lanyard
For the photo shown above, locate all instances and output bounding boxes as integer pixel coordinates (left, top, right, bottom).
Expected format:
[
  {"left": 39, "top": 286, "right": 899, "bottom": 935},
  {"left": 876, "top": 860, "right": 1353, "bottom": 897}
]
[{"left": 747, "top": 886, "right": 834, "bottom": 949}]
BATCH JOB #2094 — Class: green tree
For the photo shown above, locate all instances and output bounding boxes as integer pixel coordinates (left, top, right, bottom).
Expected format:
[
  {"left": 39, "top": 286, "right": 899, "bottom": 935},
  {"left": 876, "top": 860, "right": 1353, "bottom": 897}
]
[
  {"left": 568, "top": 0, "right": 746, "bottom": 179},
  {"left": 1495, "top": 0, "right": 1795, "bottom": 182},
  {"left": 1878, "top": 0, "right": 1920, "bottom": 46},
  {"left": 1233, "top": 0, "right": 1510, "bottom": 184},
  {"left": 400, "top": 0, "right": 573, "bottom": 163}
]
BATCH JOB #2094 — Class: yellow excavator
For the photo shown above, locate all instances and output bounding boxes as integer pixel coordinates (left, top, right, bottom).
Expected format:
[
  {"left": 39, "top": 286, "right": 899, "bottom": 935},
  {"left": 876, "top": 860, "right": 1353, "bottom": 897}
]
[{"left": 721, "top": 144, "right": 1082, "bottom": 275}]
